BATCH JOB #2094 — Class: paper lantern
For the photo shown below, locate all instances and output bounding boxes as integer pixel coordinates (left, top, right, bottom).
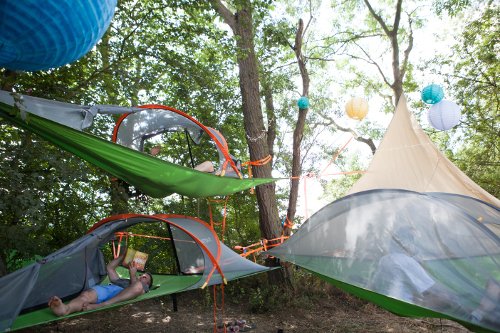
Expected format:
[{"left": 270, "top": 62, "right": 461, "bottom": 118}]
[
  {"left": 421, "top": 84, "right": 444, "bottom": 104},
  {"left": 345, "top": 97, "right": 369, "bottom": 120},
  {"left": 428, "top": 100, "right": 461, "bottom": 131},
  {"left": 0, "top": 0, "right": 117, "bottom": 71},
  {"left": 297, "top": 96, "right": 310, "bottom": 109}
]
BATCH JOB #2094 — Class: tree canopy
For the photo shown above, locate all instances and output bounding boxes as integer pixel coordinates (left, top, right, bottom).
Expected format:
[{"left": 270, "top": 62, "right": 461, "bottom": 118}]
[{"left": 0, "top": 0, "right": 497, "bottom": 277}]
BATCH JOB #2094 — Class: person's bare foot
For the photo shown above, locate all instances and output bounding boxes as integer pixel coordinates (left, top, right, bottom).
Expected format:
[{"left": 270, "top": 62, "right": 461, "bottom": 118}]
[
  {"left": 48, "top": 296, "right": 69, "bottom": 316},
  {"left": 82, "top": 302, "right": 102, "bottom": 311}
]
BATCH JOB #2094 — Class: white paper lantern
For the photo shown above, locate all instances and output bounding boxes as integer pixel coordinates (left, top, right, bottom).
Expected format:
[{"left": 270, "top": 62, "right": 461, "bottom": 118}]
[{"left": 428, "top": 100, "right": 461, "bottom": 131}]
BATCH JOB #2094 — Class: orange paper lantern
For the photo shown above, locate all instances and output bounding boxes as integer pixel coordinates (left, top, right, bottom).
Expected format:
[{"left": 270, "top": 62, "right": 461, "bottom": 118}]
[{"left": 345, "top": 97, "right": 369, "bottom": 120}]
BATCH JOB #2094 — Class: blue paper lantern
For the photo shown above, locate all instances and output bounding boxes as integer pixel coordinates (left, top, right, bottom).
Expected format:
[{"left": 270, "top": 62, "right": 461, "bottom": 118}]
[
  {"left": 421, "top": 84, "right": 444, "bottom": 104},
  {"left": 0, "top": 0, "right": 117, "bottom": 71},
  {"left": 297, "top": 96, "right": 310, "bottom": 109}
]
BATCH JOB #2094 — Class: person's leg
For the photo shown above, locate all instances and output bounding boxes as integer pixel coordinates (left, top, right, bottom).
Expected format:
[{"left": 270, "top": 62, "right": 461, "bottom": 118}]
[
  {"left": 83, "top": 281, "right": 144, "bottom": 311},
  {"left": 48, "top": 289, "right": 98, "bottom": 316},
  {"left": 194, "top": 161, "right": 214, "bottom": 173}
]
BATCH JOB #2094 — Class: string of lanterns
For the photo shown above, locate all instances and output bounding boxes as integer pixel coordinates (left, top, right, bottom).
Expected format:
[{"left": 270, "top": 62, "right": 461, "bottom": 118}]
[
  {"left": 297, "top": 84, "right": 460, "bottom": 131},
  {"left": 297, "top": 95, "right": 370, "bottom": 120}
]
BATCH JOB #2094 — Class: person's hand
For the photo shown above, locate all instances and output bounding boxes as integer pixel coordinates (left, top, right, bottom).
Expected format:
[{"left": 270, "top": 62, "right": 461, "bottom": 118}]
[{"left": 128, "top": 261, "right": 138, "bottom": 275}]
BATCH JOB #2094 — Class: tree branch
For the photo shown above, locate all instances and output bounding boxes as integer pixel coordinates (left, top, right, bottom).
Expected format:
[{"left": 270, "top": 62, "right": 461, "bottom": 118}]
[
  {"left": 400, "top": 14, "right": 414, "bottom": 79},
  {"left": 363, "top": 0, "right": 391, "bottom": 36},
  {"left": 317, "top": 111, "right": 377, "bottom": 155},
  {"left": 209, "top": 0, "right": 236, "bottom": 31},
  {"left": 393, "top": 0, "right": 403, "bottom": 36},
  {"left": 352, "top": 41, "right": 393, "bottom": 88}
]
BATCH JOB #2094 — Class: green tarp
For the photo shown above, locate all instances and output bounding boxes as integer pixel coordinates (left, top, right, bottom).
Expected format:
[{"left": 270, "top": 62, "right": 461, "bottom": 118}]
[
  {"left": 268, "top": 190, "right": 500, "bottom": 333},
  {"left": 0, "top": 101, "right": 278, "bottom": 198},
  {"left": 310, "top": 271, "right": 493, "bottom": 333},
  {"left": 11, "top": 274, "right": 202, "bottom": 331}
]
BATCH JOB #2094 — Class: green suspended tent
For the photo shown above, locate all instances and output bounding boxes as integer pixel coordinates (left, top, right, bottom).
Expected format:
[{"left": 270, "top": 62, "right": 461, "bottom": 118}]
[
  {"left": 268, "top": 96, "right": 500, "bottom": 333},
  {"left": 1, "top": 214, "right": 274, "bottom": 331},
  {"left": 0, "top": 91, "right": 277, "bottom": 198}
]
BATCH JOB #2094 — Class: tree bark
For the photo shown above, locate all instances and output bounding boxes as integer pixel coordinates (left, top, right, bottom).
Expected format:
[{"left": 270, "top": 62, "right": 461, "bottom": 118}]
[
  {"left": 0, "top": 73, "right": 17, "bottom": 276},
  {"left": 98, "top": 32, "right": 130, "bottom": 214},
  {"left": 263, "top": 83, "right": 276, "bottom": 156},
  {"left": 210, "top": 0, "right": 284, "bottom": 282},
  {"left": 364, "top": 0, "right": 412, "bottom": 105},
  {"left": 286, "top": 19, "right": 309, "bottom": 231}
]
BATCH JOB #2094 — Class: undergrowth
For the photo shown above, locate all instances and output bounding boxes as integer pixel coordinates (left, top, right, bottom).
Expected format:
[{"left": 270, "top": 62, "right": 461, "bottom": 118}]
[{"left": 216, "top": 266, "right": 366, "bottom": 314}]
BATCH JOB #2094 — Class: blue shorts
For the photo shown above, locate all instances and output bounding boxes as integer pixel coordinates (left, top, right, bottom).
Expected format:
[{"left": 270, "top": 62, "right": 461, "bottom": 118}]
[{"left": 91, "top": 284, "right": 124, "bottom": 303}]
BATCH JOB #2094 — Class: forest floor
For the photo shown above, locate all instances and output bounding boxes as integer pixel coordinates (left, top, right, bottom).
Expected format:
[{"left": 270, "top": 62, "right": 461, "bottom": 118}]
[{"left": 19, "top": 274, "right": 473, "bottom": 333}]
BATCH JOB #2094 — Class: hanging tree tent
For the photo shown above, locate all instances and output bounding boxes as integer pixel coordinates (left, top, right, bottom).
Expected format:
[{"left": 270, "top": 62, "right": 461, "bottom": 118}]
[
  {"left": 268, "top": 96, "right": 500, "bottom": 333},
  {"left": 0, "top": 214, "right": 273, "bottom": 331},
  {"left": 0, "top": 91, "right": 277, "bottom": 198}
]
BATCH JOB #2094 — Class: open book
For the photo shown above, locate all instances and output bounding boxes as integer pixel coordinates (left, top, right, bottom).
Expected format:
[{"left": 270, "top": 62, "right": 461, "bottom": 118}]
[{"left": 122, "top": 248, "right": 149, "bottom": 271}]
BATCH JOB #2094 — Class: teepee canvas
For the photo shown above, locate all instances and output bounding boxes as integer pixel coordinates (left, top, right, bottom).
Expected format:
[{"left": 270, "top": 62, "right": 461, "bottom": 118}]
[{"left": 347, "top": 95, "right": 499, "bottom": 207}]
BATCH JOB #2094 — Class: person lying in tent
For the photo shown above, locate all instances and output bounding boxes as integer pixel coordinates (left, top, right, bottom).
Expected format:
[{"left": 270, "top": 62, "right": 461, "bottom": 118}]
[
  {"left": 48, "top": 248, "right": 153, "bottom": 316},
  {"left": 370, "top": 226, "right": 500, "bottom": 327},
  {"left": 150, "top": 145, "right": 215, "bottom": 173},
  {"left": 370, "top": 226, "right": 458, "bottom": 307}
]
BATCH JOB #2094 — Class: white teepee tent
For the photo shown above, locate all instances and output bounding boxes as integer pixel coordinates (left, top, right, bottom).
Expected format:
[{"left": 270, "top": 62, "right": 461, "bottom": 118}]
[{"left": 348, "top": 95, "right": 499, "bottom": 207}]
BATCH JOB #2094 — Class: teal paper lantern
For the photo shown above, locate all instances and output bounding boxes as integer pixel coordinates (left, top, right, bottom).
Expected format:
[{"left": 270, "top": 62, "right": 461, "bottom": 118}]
[
  {"left": 421, "top": 84, "right": 444, "bottom": 104},
  {"left": 297, "top": 96, "right": 310, "bottom": 109}
]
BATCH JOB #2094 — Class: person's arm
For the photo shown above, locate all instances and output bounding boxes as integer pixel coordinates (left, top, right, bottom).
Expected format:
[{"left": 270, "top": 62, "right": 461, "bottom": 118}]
[
  {"left": 107, "top": 248, "right": 127, "bottom": 283},
  {"left": 128, "top": 262, "right": 138, "bottom": 284}
]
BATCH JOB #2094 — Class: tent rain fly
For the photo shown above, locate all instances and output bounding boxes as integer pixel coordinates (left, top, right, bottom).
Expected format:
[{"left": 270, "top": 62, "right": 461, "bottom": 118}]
[
  {"left": 0, "top": 91, "right": 278, "bottom": 198},
  {"left": 0, "top": 214, "right": 273, "bottom": 331}
]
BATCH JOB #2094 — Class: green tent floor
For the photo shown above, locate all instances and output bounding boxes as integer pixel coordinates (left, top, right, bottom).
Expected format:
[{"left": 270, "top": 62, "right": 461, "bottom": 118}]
[
  {"left": 309, "top": 270, "right": 497, "bottom": 333},
  {"left": 11, "top": 274, "right": 202, "bottom": 331}
]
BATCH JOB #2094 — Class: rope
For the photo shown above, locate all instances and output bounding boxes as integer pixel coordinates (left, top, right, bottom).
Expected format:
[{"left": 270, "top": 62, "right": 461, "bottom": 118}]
[
  {"left": 241, "top": 155, "right": 272, "bottom": 193},
  {"left": 282, "top": 217, "right": 294, "bottom": 231},
  {"left": 207, "top": 196, "right": 229, "bottom": 241},
  {"left": 112, "top": 233, "right": 128, "bottom": 258},
  {"left": 234, "top": 236, "right": 289, "bottom": 262},
  {"left": 113, "top": 231, "right": 197, "bottom": 244},
  {"left": 319, "top": 136, "right": 353, "bottom": 176}
]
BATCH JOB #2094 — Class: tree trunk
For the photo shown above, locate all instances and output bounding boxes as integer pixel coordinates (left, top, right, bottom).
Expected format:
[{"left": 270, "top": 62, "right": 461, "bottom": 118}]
[
  {"left": 233, "top": 7, "right": 280, "bottom": 242},
  {"left": 210, "top": 0, "right": 285, "bottom": 284},
  {"left": 263, "top": 83, "right": 276, "bottom": 156},
  {"left": 110, "top": 180, "right": 130, "bottom": 214},
  {"left": 364, "top": 0, "right": 411, "bottom": 106},
  {"left": 287, "top": 19, "right": 309, "bottom": 231},
  {"left": 98, "top": 31, "right": 130, "bottom": 214},
  {"left": 1, "top": 72, "right": 17, "bottom": 276}
]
